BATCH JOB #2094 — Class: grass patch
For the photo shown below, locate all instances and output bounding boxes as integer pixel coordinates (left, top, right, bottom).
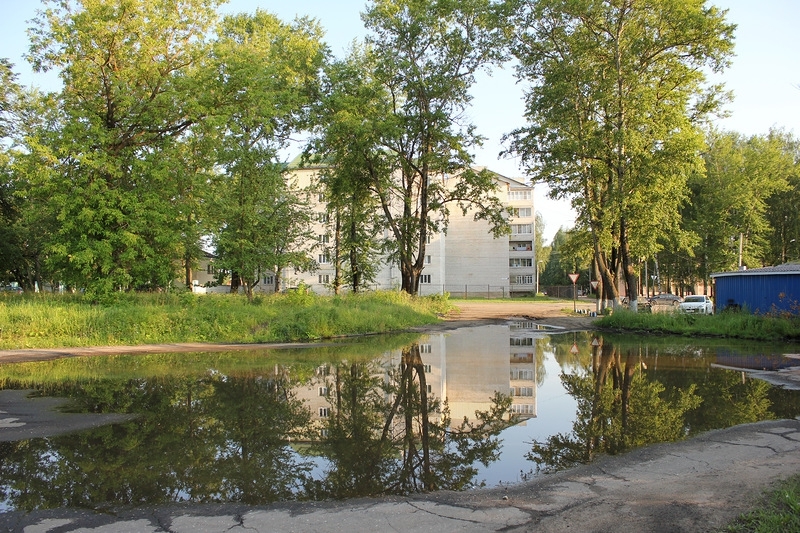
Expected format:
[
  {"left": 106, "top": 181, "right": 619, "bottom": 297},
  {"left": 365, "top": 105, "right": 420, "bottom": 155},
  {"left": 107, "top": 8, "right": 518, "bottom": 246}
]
[
  {"left": 595, "top": 309, "right": 800, "bottom": 342},
  {"left": 0, "top": 291, "right": 451, "bottom": 349},
  {"left": 723, "top": 475, "right": 800, "bottom": 533}
]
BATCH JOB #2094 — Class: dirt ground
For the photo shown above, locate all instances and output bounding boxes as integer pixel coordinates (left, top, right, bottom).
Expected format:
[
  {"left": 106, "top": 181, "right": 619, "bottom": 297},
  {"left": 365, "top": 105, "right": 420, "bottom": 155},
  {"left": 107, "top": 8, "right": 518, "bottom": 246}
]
[{"left": 439, "top": 299, "right": 599, "bottom": 330}]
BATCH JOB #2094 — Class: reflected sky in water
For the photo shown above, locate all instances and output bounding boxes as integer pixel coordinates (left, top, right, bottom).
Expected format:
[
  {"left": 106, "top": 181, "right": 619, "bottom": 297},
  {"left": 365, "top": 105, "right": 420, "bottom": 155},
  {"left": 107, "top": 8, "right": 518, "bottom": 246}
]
[{"left": 1, "top": 323, "right": 799, "bottom": 512}]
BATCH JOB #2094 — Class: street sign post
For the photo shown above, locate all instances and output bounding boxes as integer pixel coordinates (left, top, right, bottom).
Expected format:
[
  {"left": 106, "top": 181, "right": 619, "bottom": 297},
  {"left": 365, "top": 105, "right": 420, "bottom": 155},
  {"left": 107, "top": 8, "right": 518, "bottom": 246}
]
[{"left": 568, "top": 273, "right": 579, "bottom": 312}]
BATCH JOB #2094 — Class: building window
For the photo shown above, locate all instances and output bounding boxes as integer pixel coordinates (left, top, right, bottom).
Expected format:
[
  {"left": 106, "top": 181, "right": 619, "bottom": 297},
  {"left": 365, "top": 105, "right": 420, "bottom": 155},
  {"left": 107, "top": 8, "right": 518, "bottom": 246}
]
[
  {"left": 511, "top": 369, "right": 534, "bottom": 380},
  {"left": 511, "top": 404, "right": 535, "bottom": 415},
  {"left": 318, "top": 253, "right": 330, "bottom": 264},
  {"left": 319, "top": 274, "right": 330, "bottom": 284},
  {"left": 319, "top": 407, "right": 329, "bottom": 417},
  {"left": 317, "top": 212, "right": 329, "bottom": 223},
  {"left": 319, "top": 386, "right": 328, "bottom": 396},
  {"left": 423, "top": 364, "right": 432, "bottom": 373},
  {"left": 318, "top": 234, "right": 329, "bottom": 244},
  {"left": 510, "top": 387, "right": 534, "bottom": 397},
  {"left": 420, "top": 344, "right": 432, "bottom": 353},
  {"left": 263, "top": 275, "right": 274, "bottom": 285},
  {"left": 513, "top": 275, "right": 534, "bottom": 284},
  {"left": 425, "top": 255, "right": 431, "bottom": 264},
  {"left": 510, "top": 258, "right": 533, "bottom": 268},
  {"left": 318, "top": 193, "right": 325, "bottom": 202},
  {"left": 511, "top": 224, "right": 532, "bottom": 234},
  {"left": 427, "top": 384, "right": 432, "bottom": 394},
  {"left": 509, "top": 190, "right": 532, "bottom": 201},
  {"left": 206, "top": 264, "right": 216, "bottom": 275},
  {"left": 420, "top": 274, "right": 431, "bottom": 284},
  {"left": 510, "top": 337, "right": 533, "bottom": 346},
  {"left": 511, "top": 207, "right": 532, "bottom": 218}
]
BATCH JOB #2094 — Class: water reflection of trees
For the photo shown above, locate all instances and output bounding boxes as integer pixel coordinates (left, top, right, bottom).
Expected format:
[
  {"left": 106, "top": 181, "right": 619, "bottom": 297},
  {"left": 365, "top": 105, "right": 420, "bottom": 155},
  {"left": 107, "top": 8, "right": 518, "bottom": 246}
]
[
  {"left": 530, "top": 335, "right": 784, "bottom": 472},
  {"left": 0, "top": 369, "right": 315, "bottom": 510},
  {"left": 312, "top": 343, "right": 515, "bottom": 499},
  {"left": 529, "top": 337, "right": 701, "bottom": 471},
  {"left": 0, "top": 344, "right": 515, "bottom": 511}
]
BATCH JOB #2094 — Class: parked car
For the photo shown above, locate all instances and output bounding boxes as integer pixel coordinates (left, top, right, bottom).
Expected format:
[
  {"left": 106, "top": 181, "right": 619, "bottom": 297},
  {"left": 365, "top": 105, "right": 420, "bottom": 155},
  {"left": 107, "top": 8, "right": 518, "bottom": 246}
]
[
  {"left": 678, "top": 295, "right": 714, "bottom": 314},
  {"left": 1, "top": 285, "right": 23, "bottom": 294},
  {"left": 647, "top": 293, "right": 682, "bottom": 306}
]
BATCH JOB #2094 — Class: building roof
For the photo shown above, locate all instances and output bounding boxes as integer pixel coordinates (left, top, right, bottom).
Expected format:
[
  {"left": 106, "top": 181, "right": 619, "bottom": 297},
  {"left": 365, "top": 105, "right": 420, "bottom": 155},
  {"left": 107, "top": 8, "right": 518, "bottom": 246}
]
[{"left": 711, "top": 262, "right": 800, "bottom": 278}]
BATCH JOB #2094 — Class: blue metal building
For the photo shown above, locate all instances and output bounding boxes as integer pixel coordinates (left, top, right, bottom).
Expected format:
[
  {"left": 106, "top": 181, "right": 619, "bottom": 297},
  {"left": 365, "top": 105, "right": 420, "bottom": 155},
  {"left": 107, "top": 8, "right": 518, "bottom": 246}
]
[{"left": 711, "top": 263, "right": 800, "bottom": 315}]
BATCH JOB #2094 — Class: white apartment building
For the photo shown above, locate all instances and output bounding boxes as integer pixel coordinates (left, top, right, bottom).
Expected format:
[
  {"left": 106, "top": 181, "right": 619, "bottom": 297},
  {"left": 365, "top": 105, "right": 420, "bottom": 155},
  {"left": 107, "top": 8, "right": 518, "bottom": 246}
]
[{"left": 280, "top": 163, "right": 537, "bottom": 298}]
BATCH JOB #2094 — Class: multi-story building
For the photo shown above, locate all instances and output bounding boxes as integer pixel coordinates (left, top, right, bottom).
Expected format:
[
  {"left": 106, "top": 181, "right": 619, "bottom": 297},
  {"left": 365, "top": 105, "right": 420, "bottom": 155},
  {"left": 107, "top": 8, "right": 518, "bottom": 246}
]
[{"left": 280, "top": 163, "right": 537, "bottom": 297}]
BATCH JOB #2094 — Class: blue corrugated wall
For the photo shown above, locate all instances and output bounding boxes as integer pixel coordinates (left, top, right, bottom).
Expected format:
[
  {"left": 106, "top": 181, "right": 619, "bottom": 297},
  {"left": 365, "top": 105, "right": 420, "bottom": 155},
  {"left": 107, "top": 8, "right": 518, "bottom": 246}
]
[{"left": 715, "top": 274, "right": 800, "bottom": 314}]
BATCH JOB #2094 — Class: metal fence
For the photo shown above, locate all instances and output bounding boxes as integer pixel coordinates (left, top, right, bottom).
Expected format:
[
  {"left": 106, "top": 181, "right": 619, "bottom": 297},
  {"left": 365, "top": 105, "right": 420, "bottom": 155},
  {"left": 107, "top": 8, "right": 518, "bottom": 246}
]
[
  {"left": 419, "top": 284, "right": 534, "bottom": 299},
  {"left": 541, "top": 285, "right": 580, "bottom": 299}
]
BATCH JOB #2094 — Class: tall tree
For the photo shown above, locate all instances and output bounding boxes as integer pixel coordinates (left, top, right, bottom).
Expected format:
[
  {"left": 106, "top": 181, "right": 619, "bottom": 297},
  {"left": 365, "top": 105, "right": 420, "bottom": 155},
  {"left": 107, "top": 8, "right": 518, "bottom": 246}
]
[
  {"left": 26, "top": 0, "right": 222, "bottom": 296},
  {"left": 507, "top": 0, "right": 735, "bottom": 310},
  {"left": 0, "top": 59, "right": 21, "bottom": 285},
  {"left": 308, "top": 47, "right": 394, "bottom": 294},
  {"left": 206, "top": 10, "right": 325, "bottom": 300},
  {"left": 359, "top": 0, "right": 512, "bottom": 295},
  {"left": 676, "top": 129, "right": 794, "bottom": 289}
]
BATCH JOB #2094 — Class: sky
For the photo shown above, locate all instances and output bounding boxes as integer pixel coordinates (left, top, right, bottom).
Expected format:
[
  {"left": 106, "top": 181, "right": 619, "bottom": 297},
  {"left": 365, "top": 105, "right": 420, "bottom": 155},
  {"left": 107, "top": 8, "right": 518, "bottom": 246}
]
[{"left": 2, "top": 0, "right": 799, "bottom": 244}]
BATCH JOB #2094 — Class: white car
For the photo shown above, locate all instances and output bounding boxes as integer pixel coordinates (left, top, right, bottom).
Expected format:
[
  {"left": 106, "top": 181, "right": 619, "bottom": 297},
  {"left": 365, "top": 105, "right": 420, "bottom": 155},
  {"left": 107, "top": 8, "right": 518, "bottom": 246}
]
[{"left": 678, "top": 295, "right": 714, "bottom": 314}]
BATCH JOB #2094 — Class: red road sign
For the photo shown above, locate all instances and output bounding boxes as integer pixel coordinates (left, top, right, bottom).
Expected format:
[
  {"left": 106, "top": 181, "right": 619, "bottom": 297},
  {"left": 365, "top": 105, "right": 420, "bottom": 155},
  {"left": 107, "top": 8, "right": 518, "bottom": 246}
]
[
  {"left": 590, "top": 280, "right": 599, "bottom": 290},
  {"left": 568, "top": 273, "right": 579, "bottom": 284}
]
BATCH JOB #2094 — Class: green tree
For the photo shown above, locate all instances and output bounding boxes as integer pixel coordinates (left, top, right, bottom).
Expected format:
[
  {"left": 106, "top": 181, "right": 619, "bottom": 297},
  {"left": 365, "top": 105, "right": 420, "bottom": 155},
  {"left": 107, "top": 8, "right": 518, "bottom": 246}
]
[
  {"left": 762, "top": 131, "right": 800, "bottom": 265},
  {"left": 675, "top": 129, "right": 794, "bottom": 290},
  {"left": 0, "top": 59, "right": 21, "bottom": 285},
  {"left": 0, "top": 61, "right": 63, "bottom": 290},
  {"left": 308, "top": 47, "right": 389, "bottom": 294},
  {"left": 26, "top": 0, "right": 223, "bottom": 296},
  {"left": 204, "top": 10, "right": 325, "bottom": 299},
  {"left": 357, "top": 0, "right": 512, "bottom": 295},
  {"left": 507, "top": 0, "right": 734, "bottom": 311}
]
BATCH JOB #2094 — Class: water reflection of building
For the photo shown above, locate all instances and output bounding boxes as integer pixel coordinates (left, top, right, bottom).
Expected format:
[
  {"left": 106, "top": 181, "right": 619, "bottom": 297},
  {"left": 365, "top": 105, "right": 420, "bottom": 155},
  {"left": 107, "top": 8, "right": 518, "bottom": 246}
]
[
  {"left": 297, "top": 324, "right": 538, "bottom": 428},
  {"left": 508, "top": 322, "right": 538, "bottom": 419}
]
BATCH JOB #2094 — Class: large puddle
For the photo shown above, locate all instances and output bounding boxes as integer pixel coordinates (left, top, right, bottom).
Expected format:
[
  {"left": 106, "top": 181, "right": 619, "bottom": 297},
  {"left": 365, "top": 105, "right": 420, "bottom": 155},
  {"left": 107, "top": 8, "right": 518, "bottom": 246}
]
[{"left": 2, "top": 323, "right": 800, "bottom": 512}]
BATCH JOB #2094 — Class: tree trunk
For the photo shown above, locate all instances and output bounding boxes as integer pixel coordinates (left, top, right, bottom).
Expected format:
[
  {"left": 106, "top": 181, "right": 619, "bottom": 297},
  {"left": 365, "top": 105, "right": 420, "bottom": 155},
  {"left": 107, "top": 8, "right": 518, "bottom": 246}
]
[
  {"left": 334, "top": 207, "right": 342, "bottom": 295},
  {"left": 619, "top": 218, "right": 640, "bottom": 312},
  {"left": 230, "top": 271, "right": 240, "bottom": 293}
]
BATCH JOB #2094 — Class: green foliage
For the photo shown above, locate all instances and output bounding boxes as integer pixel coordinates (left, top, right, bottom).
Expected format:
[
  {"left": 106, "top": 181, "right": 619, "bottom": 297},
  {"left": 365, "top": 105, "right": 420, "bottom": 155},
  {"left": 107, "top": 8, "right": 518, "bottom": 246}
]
[
  {"left": 24, "top": 0, "right": 223, "bottom": 296},
  {"left": 335, "top": 0, "right": 512, "bottom": 294},
  {"left": 596, "top": 309, "right": 800, "bottom": 342},
  {"left": 206, "top": 11, "right": 325, "bottom": 300},
  {"left": 724, "top": 475, "right": 800, "bottom": 533},
  {"left": 508, "top": 0, "right": 735, "bottom": 302},
  {"left": 0, "top": 291, "right": 449, "bottom": 349}
]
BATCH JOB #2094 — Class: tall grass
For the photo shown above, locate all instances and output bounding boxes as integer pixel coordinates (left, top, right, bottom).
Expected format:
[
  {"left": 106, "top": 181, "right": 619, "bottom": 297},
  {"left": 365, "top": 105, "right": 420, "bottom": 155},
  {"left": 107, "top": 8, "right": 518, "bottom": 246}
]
[
  {"left": 723, "top": 475, "right": 800, "bottom": 533},
  {"left": 0, "top": 291, "right": 451, "bottom": 349},
  {"left": 596, "top": 309, "right": 800, "bottom": 342}
]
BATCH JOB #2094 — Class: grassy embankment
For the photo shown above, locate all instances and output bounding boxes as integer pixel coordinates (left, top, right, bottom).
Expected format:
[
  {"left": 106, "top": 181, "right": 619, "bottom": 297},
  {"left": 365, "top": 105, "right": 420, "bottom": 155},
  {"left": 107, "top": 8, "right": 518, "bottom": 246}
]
[
  {"left": 723, "top": 474, "right": 800, "bottom": 533},
  {"left": 0, "top": 290, "right": 451, "bottom": 350},
  {"left": 596, "top": 308, "right": 800, "bottom": 342}
]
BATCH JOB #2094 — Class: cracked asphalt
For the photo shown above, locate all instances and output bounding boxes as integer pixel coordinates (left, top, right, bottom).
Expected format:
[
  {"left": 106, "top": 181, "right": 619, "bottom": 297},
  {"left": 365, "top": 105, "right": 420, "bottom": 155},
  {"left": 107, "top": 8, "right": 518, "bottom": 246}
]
[{"left": 3, "top": 419, "right": 799, "bottom": 532}]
